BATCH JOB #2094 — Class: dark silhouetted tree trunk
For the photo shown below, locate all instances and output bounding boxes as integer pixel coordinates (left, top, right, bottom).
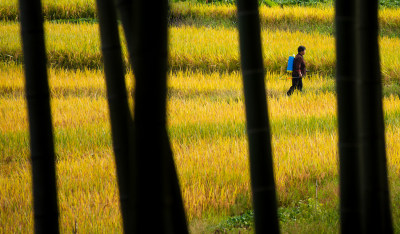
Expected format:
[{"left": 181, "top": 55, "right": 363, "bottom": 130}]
[
  {"left": 113, "top": 0, "right": 188, "bottom": 232},
  {"left": 18, "top": 0, "right": 59, "bottom": 233},
  {"left": 355, "top": 0, "right": 393, "bottom": 233},
  {"left": 95, "top": 0, "right": 135, "bottom": 232},
  {"left": 335, "top": 0, "right": 362, "bottom": 232},
  {"left": 236, "top": 0, "right": 279, "bottom": 233}
]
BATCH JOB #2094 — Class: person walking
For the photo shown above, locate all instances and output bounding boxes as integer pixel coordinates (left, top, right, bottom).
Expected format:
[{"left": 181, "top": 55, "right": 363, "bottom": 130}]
[{"left": 287, "top": 46, "right": 306, "bottom": 96}]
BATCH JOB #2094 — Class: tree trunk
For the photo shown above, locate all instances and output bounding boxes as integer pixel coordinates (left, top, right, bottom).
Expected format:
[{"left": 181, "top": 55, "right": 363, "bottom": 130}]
[
  {"left": 236, "top": 0, "right": 279, "bottom": 233},
  {"left": 113, "top": 0, "right": 188, "bottom": 232},
  {"left": 355, "top": 0, "right": 393, "bottom": 233},
  {"left": 95, "top": 0, "right": 135, "bottom": 232},
  {"left": 335, "top": 0, "right": 362, "bottom": 232},
  {"left": 18, "top": 0, "right": 59, "bottom": 232}
]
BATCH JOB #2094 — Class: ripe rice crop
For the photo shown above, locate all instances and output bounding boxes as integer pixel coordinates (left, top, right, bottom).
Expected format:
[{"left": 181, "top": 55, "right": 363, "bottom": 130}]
[
  {"left": 1, "top": 63, "right": 400, "bottom": 232},
  {"left": 1, "top": 4, "right": 400, "bottom": 232},
  {"left": 0, "top": 22, "right": 399, "bottom": 80},
  {"left": 0, "top": 0, "right": 96, "bottom": 21},
  {"left": 1, "top": 0, "right": 399, "bottom": 33}
]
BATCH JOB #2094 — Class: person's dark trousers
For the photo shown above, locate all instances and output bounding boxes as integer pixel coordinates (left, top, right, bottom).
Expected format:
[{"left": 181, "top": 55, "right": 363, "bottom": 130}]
[{"left": 287, "top": 77, "right": 303, "bottom": 96}]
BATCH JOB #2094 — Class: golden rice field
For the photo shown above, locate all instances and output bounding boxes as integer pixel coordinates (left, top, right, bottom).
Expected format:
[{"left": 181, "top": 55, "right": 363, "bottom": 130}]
[
  {"left": 1, "top": 2, "right": 400, "bottom": 233},
  {"left": 2, "top": 63, "right": 400, "bottom": 232},
  {"left": 1, "top": 22, "right": 400, "bottom": 80},
  {"left": 1, "top": 0, "right": 399, "bottom": 30}
]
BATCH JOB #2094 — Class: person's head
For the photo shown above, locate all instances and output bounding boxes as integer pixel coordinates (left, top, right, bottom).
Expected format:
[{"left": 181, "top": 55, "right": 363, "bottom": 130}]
[{"left": 298, "top": 45, "right": 306, "bottom": 55}]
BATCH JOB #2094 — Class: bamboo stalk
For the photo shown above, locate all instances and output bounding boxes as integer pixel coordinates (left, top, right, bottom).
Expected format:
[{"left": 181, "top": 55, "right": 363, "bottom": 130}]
[
  {"left": 113, "top": 0, "right": 188, "bottom": 232},
  {"left": 335, "top": 0, "right": 362, "bottom": 232},
  {"left": 131, "top": 1, "right": 186, "bottom": 232},
  {"left": 355, "top": 0, "right": 393, "bottom": 232},
  {"left": 95, "top": 0, "right": 135, "bottom": 232},
  {"left": 18, "top": 0, "right": 59, "bottom": 233},
  {"left": 236, "top": 0, "right": 279, "bottom": 233}
]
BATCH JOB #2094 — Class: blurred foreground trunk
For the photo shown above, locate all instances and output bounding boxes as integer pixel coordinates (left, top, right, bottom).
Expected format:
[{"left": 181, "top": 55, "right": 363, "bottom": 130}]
[
  {"left": 19, "top": 0, "right": 60, "bottom": 232},
  {"left": 236, "top": 0, "right": 279, "bottom": 233}
]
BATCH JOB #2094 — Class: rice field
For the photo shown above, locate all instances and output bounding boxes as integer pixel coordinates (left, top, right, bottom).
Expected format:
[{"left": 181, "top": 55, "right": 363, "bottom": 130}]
[
  {"left": 1, "top": 22, "right": 400, "bottom": 80},
  {"left": 2, "top": 63, "right": 400, "bottom": 232},
  {"left": 1, "top": 1, "right": 400, "bottom": 26},
  {"left": 1, "top": 2, "right": 400, "bottom": 233}
]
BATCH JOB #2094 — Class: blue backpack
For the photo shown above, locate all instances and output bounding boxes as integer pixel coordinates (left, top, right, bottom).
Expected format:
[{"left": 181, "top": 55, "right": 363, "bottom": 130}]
[{"left": 286, "top": 55, "right": 295, "bottom": 73}]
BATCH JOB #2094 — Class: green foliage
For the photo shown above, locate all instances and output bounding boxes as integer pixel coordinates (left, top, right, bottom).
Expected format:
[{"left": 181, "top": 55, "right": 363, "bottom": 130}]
[
  {"left": 50, "top": 18, "right": 97, "bottom": 24},
  {"left": 383, "top": 81, "right": 400, "bottom": 98},
  {"left": 260, "top": 0, "right": 279, "bottom": 7},
  {"left": 271, "top": 0, "right": 332, "bottom": 6},
  {"left": 279, "top": 198, "right": 325, "bottom": 222},
  {"left": 380, "top": 0, "right": 400, "bottom": 7},
  {"left": 215, "top": 198, "right": 339, "bottom": 232},
  {"left": 216, "top": 210, "right": 254, "bottom": 231}
]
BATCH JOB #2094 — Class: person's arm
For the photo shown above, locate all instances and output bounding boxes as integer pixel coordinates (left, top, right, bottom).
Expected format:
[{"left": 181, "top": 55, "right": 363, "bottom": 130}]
[
  {"left": 293, "top": 56, "right": 302, "bottom": 77},
  {"left": 301, "top": 57, "right": 306, "bottom": 77}
]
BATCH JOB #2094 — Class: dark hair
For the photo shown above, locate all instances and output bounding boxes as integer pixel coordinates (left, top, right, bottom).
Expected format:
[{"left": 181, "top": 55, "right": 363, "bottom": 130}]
[{"left": 298, "top": 46, "right": 306, "bottom": 53}]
